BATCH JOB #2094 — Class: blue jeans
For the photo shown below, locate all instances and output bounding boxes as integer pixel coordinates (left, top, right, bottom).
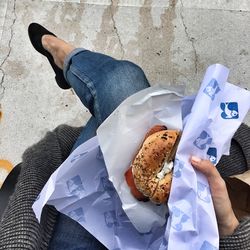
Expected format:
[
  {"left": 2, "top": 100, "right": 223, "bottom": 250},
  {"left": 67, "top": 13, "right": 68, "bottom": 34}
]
[{"left": 48, "top": 49, "right": 150, "bottom": 249}]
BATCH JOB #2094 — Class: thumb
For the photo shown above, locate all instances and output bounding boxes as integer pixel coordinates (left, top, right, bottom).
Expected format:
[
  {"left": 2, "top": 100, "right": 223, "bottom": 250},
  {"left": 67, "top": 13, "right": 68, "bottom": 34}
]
[{"left": 190, "top": 156, "right": 220, "bottom": 181}]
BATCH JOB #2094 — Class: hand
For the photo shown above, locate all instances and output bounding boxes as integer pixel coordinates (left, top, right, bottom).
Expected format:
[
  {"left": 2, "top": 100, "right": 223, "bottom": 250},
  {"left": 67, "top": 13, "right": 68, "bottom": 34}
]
[{"left": 190, "top": 156, "right": 239, "bottom": 237}]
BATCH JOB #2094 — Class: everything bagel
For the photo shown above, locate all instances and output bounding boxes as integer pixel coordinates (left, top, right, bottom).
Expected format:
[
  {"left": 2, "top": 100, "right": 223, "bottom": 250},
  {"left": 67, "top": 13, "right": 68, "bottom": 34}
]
[{"left": 125, "top": 125, "right": 180, "bottom": 204}]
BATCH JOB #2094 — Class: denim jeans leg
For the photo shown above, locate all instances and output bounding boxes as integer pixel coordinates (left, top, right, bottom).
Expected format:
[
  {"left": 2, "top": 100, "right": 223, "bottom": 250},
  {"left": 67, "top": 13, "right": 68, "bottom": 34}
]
[
  {"left": 65, "top": 48, "right": 150, "bottom": 151},
  {"left": 49, "top": 213, "right": 107, "bottom": 250},
  {"left": 71, "top": 117, "right": 98, "bottom": 151},
  {"left": 64, "top": 49, "right": 150, "bottom": 124},
  {"left": 49, "top": 49, "right": 150, "bottom": 249}
]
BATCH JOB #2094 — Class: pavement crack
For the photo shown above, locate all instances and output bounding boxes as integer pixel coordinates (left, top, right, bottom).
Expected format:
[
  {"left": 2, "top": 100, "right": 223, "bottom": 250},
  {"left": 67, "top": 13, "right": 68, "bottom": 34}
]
[
  {"left": 180, "top": 0, "right": 198, "bottom": 74},
  {"left": 0, "top": 0, "right": 17, "bottom": 100},
  {"left": 110, "top": 0, "right": 125, "bottom": 59}
]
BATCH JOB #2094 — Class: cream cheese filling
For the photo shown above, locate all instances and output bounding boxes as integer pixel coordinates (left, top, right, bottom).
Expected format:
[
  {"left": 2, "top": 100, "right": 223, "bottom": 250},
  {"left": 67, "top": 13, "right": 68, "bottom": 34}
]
[{"left": 157, "top": 161, "right": 173, "bottom": 179}]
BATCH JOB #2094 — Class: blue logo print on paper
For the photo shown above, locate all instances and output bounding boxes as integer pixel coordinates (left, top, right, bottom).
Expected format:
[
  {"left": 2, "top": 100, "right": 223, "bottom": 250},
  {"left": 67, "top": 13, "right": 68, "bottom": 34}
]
[
  {"left": 173, "top": 159, "right": 184, "bottom": 178},
  {"left": 207, "top": 147, "right": 217, "bottom": 164},
  {"left": 220, "top": 102, "right": 239, "bottom": 119},
  {"left": 71, "top": 152, "right": 88, "bottom": 163},
  {"left": 161, "top": 236, "right": 168, "bottom": 248},
  {"left": 193, "top": 131, "right": 212, "bottom": 150},
  {"left": 159, "top": 235, "right": 168, "bottom": 250},
  {"left": 68, "top": 207, "right": 85, "bottom": 223},
  {"left": 200, "top": 241, "right": 218, "bottom": 250},
  {"left": 104, "top": 211, "right": 118, "bottom": 228},
  {"left": 171, "top": 206, "right": 189, "bottom": 231},
  {"left": 96, "top": 147, "right": 104, "bottom": 160},
  {"left": 101, "top": 176, "right": 114, "bottom": 192},
  {"left": 197, "top": 182, "right": 211, "bottom": 203},
  {"left": 203, "top": 79, "right": 221, "bottom": 100},
  {"left": 67, "top": 175, "right": 85, "bottom": 197}
]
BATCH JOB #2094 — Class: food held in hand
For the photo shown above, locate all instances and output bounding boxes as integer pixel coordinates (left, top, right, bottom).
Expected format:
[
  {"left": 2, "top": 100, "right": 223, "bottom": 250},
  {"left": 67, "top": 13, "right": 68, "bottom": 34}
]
[{"left": 125, "top": 125, "right": 180, "bottom": 204}]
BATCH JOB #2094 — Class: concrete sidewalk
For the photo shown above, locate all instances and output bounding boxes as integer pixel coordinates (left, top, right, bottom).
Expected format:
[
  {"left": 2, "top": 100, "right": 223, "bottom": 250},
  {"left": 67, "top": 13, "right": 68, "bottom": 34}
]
[{"left": 0, "top": 0, "right": 250, "bottom": 184}]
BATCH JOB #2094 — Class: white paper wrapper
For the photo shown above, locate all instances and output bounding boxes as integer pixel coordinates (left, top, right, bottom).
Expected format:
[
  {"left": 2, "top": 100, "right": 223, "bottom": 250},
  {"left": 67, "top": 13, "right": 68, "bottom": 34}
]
[
  {"left": 97, "top": 85, "right": 184, "bottom": 232},
  {"left": 164, "top": 64, "right": 250, "bottom": 250},
  {"left": 33, "top": 64, "right": 250, "bottom": 250}
]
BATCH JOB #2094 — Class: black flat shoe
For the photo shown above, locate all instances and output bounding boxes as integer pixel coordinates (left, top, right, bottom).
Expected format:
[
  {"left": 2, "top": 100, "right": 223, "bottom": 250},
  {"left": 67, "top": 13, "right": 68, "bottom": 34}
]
[{"left": 28, "top": 23, "right": 70, "bottom": 89}]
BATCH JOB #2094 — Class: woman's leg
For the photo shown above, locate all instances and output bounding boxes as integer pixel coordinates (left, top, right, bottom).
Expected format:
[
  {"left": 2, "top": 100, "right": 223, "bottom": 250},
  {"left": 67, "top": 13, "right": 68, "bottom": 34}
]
[
  {"left": 64, "top": 49, "right": 151, "bottom": 150},
  {"left": 63, "top": 49, "right": 150, "bottom": 124},
  {"left": 42, "top": 35, "right": 150, "bottom": 147},
  {"left": 42, "top": 35, "right": 150, "bottom": 149},
  {"left": 43, "top": 36, "right": 150, "bottom": 249},
  {"left": 42, "top": 35, "right": 150, "bottom": 124}
]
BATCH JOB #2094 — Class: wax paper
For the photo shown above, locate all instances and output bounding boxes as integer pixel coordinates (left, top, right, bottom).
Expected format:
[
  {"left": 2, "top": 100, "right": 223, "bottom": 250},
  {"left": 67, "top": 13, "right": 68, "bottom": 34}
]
[
  {"left": 97, "top": 85, "right": 183, "bottom": 232},
  {"left": 33, "top": 64, "right": 250, "bottom": 250},
  {"left": 162, "top": 64, "right": 250, "bottom": 250}
]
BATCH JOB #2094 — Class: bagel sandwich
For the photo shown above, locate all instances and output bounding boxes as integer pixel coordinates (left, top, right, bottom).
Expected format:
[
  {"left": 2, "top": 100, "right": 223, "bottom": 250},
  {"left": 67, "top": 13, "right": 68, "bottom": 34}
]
[{"left": 125, "top": 125, "right": 181, "bottom": 204}]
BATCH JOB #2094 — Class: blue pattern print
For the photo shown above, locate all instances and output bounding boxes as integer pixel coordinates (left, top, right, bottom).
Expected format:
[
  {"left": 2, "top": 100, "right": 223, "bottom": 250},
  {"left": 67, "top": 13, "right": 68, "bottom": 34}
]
[
  {"left": 100, "top": 176, "right": 114, "bottom": 192},
  {"left": 71, "top": 152, "right": 88, "bottom": 163},
  {"left": 193, "top": 131, "right": 212, "bottom": 150},
  {"left": 68, "top": 207, "right": 85, "bottom": 223},
  {"left": 203, "top": 79, "right": 220, "bottom": 100},
  {"left": 161, "top": 235, "right": 168, "bottom": 248},
  {"left": 171, "top": 206, "right": 189, "bottom": 231},
  {"left": 66, "top": 175, "right": 85, "bottom": 198},
  {"left": 96, "top": 147, "right": 104, "bottom": 160},
  {"left": 200, "top": 240, "right": 218, "bottom": 250},
  {"left": 197, "top": 182, "right": 211, "bottom": 203},
  {"left": 104, "top": 211, "right": 118, "bottom": 228},
  {"left": 220, "top": 102, "right": 239, "bottom": 119},
  {"left": 173, "top": 159, "right": 184, "bottom": 178},
  {"left": 207, "top": 147, "right": 217, "bottom": 164}
]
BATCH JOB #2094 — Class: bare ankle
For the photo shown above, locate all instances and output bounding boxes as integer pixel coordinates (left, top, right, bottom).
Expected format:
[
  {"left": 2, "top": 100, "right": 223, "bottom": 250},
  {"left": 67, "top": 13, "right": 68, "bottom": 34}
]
[
  {"left": 41, "top": 35, "right": 75, "bottom": 69},
  {"left": 41, "top": 35, "right": 54, "bottom": 51}
]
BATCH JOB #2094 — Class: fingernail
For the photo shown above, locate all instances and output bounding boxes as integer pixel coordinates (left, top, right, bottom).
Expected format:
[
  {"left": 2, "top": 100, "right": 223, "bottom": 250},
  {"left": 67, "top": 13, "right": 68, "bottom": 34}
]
[{"left": 191, "top": 156, "right": 201, "bottom": 163}]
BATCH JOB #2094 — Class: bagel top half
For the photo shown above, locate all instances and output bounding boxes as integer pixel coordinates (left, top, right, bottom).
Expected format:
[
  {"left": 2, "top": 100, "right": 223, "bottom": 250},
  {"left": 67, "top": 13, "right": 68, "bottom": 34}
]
[{"left": 131, "top": 129, "right": 180, "bottom": 204}]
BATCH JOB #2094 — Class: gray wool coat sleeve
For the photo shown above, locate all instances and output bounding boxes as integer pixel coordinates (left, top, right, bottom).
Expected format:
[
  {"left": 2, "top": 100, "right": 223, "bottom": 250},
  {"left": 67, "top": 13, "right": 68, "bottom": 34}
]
[
  {"left": 0, "top": 125, "right": 82, "bottom": 250},
  {"left": 219, "top": 217, "right": 250, "bottom": 250},
  {"left": 218, "top": 123, "right": 250, "bottom": 250}
]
